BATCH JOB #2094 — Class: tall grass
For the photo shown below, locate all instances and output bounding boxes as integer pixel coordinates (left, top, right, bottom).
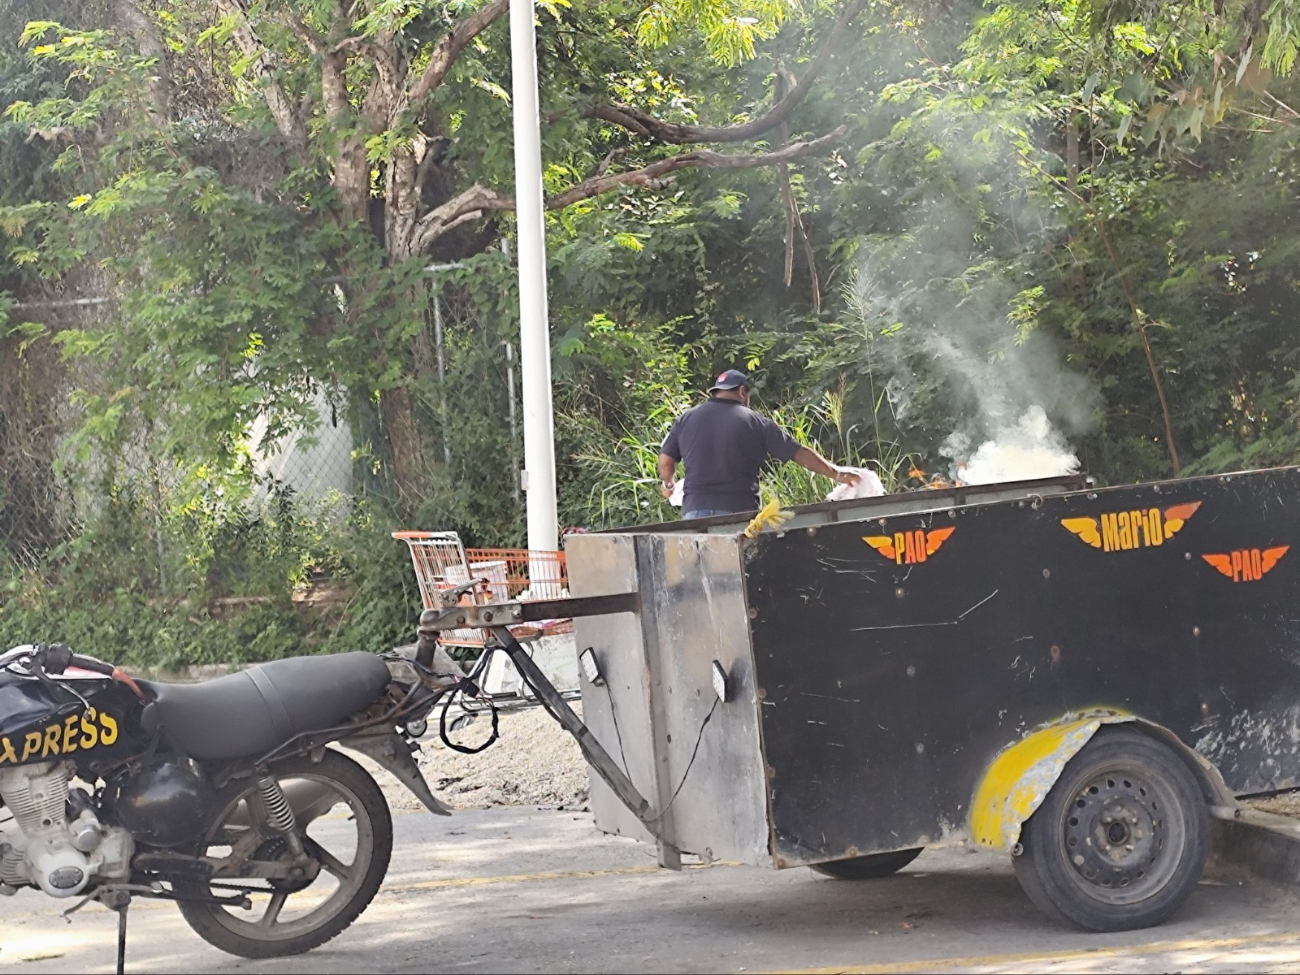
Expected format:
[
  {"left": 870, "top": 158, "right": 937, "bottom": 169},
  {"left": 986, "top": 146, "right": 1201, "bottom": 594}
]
[
  {"left": 575, "top": 384, "right": 918, "bottom": 528},
  {"left": 764, "top": 387, "right": 916, "bottom": 506}
]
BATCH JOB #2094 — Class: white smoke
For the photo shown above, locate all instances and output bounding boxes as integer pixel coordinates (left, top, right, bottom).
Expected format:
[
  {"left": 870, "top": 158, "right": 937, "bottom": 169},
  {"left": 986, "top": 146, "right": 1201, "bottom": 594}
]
[
  {"left": 853, "top": 257, "right": 1096, "bottom": 485},
  {"left": 944, "top": 405, "right": 1079, "bottom": 485},
  {"left": 847, "top": 113, "right": 1100, "bottom": 486}
]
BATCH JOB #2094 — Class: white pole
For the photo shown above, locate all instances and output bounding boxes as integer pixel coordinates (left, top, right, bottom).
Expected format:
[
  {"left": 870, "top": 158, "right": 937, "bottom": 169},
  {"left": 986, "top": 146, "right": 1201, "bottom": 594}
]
[
  {"left": 504, "top": 340, "right": 520, "bottom": 502},
  {"left": 509, "top": 0, "right": 558, "bottom": 552},
  {"left": 432, "top": 288, "right": 451, "bottom": 463}
]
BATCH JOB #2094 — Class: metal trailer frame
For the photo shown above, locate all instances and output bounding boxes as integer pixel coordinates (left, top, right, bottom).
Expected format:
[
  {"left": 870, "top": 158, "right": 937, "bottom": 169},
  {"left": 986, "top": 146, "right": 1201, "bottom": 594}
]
[{"left": 417, "top": 467, "right": 1300, "bottom": 889}]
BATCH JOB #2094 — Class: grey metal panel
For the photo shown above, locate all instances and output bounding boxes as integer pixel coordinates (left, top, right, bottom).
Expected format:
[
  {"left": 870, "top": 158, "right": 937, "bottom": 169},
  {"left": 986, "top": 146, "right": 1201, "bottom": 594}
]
[
  {"left": 599, "top": 475, "right": 1086, "bottom": 536},
  {"left": 775, "top": 479, "right": 1080, "bottom": 533},
  {"left": 566, "top": 533, "right": 656, "bottom": 845},
  {"left": 638, "top": 533, "right": 771, "bottom": 865}
]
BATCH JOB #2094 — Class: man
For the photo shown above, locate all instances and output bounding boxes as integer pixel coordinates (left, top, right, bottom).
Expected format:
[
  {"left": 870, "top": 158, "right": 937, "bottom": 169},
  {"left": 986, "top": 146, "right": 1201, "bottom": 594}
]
[{"left": 658, "top": 370, "right": 861, "bottom": 520}]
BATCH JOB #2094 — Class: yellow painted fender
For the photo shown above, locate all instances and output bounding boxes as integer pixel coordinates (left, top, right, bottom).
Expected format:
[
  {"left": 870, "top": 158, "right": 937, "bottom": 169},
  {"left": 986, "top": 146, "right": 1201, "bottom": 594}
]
[{"left": 969, "top": 711, "right": 1237, "bottom": 852}]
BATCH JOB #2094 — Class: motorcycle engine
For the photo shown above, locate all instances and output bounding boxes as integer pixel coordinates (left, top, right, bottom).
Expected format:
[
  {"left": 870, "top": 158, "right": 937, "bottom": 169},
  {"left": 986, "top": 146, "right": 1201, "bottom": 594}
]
[
  {"left": 0, "top": 761, "right": 134, "bottom": 898},
  {"left": 103, "top": 756, "right": 216, "bottom": 848}
]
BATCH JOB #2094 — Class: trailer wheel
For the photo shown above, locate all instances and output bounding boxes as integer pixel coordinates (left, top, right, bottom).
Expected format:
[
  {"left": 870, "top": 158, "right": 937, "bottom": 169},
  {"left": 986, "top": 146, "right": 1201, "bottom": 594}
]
[
  {"left": 1013, "top": 727, "right": 1208, "bottom": 932},
  {"left": 810, "top": 848, "right": 923, "bottom": 880}
]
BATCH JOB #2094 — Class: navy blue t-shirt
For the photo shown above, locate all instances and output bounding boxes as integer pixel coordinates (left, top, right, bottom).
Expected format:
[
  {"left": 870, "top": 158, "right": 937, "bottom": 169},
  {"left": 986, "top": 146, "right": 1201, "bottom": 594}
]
[{"left": 661, "top": 398, "right": 802, "bottom": 513}]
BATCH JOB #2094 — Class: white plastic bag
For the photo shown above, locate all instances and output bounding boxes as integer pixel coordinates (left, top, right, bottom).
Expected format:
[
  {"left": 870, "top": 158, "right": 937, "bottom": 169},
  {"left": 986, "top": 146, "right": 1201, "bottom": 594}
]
[
  {"left": 825, "top": 467, "right": 885, "bottom": 502},
  {"left": 668, "top": 479, "right": 685, "bottom": 508}
]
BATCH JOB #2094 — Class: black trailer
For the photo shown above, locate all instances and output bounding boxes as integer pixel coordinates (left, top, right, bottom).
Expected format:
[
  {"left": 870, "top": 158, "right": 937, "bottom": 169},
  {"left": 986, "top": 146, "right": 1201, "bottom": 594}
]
[{"left": 416, "top": 466, "right": 1300, "bottom": 932}]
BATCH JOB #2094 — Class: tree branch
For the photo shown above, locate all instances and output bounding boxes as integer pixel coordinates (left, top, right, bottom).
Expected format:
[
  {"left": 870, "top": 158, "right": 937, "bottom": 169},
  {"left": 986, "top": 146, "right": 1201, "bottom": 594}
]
[
  {"left": 773, "top": 64, "right": 820, "bottom": 311},
  {"left": 413, "top": 184, "right": 511, "bottom": 252},
  {"left": 285, "top": 15, "right": 325, "bottom": 56},
  {"left": 582, "top": 0, "right": 869, "bottom": 144},
  {"left": 215, "top": 0, "right": 308, "bottom": 148},
  {"left": 330, "top": 35, "right": 368, "bottom": 55},
  {"left": 112, "top": 0, "right": 170, "bottom": 121},
  {"left": 362, "top": 30, "right": 402, "bottom": 130},
  {"left": 413, "top": 126, "right": 847, "bottom": 251},
  {"left": 546, "top": 127, "right": 847, "bottom": 209},
  {"left": 401, "top": 0, "right": 510, "bottom": 114}
]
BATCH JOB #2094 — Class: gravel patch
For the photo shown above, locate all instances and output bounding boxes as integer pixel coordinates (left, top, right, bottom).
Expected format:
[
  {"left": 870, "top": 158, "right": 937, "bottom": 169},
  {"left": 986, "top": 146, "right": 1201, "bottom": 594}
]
[{"left": 374, "top": 702, "right": 590, "bottom": 813}]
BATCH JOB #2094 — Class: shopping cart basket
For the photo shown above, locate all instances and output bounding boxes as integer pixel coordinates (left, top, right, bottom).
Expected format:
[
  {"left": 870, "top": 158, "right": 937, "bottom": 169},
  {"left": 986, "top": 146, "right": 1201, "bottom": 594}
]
[{"left": 392, "top": 531, "right": 570, "bottom": 648}]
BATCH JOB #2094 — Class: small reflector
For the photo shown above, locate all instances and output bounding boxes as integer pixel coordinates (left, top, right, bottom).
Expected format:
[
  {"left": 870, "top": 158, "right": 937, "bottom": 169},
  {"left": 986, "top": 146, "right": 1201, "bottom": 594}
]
[
  {"left": 580, "top": 647, "right": 604, "bottom": 686},
  {"left": 711, "top": 660, "right": 729, "bottom": 703}
]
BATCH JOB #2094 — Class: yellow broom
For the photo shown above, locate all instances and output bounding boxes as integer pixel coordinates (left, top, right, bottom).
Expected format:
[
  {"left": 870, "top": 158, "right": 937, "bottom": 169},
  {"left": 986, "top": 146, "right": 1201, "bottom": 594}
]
[{"left": 743, "top": 497, "right": 793, "bottom": 538}]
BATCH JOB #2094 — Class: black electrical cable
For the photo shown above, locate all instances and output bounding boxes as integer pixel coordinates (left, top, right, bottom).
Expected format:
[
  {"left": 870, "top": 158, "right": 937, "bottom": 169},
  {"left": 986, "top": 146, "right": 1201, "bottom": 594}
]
[
  {"left": 512, "top": 655, "right": 720, "bottom": 826},
  {"left": 605, "top": 687, "right": 633, "bottom": 777},
  {"left": 645, "top": 696, "right": 719, "bottom": 824},
  {"left": 437, "top": 648, "right": 501, "bottom": 754}
]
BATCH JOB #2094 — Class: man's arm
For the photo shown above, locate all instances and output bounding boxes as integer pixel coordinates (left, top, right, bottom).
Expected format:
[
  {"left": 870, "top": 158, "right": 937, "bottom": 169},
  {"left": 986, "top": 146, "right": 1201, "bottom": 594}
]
[
  {"left": 793, "top": 446, "right": 861, "bottom": 486},
  {"left": 657, "top": 453, "right": 678, "bottom": 499},
  {"left": 759, "top": 418, "right": 859, "bottom": 487}
]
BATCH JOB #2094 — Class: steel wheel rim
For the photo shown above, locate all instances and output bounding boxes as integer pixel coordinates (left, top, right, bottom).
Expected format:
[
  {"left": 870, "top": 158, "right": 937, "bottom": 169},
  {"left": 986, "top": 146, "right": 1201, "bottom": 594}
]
[
  {"left": 1058, "top": 763, "right": 1184, "bottom": 906},
  {"left": 198, "top": 771, "right": 376, "bottom": 942}
]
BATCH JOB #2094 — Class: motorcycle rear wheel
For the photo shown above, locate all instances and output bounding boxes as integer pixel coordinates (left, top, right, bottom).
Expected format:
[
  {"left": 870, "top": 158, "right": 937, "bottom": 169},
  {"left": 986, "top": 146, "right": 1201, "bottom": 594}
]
[{"left": 176, "top": 749, "right": 393, "bottom": 958}]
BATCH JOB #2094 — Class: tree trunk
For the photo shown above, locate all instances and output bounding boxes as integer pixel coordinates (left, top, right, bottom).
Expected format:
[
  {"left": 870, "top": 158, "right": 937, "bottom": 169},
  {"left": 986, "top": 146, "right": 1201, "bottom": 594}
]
[
  {"left": 111, "top": 0, "right": 170, "bottom": 121},
  {"left": 379, "top": 384, "right": 425, "bottom": 506},
  {"left": 1065, "top": 117, "right": 1080, "bottom": 189}
]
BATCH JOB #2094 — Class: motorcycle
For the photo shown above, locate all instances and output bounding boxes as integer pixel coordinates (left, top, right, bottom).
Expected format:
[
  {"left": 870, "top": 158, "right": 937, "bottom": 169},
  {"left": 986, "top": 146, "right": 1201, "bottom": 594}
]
[{"left": 0, "top": 622, "right": 470, "bottom": 972}]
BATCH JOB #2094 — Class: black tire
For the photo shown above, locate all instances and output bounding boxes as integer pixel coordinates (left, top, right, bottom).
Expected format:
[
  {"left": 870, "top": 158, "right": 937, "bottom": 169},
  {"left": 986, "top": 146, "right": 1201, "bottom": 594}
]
[
  {"left": 176, "top": 749, "right": 393, "bottom": 959},
  {"left": 811, "top": 848, "right": 924, "bottom": 879},
  {"left": 1013, "top": 727, "right": 1208, "bottom": 932}
]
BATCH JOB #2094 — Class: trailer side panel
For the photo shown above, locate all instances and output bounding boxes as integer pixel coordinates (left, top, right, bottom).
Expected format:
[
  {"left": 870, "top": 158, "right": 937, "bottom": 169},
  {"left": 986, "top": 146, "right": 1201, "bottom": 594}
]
[{"left": 745, "top": 468, "right": 1300, "bottom": 865}]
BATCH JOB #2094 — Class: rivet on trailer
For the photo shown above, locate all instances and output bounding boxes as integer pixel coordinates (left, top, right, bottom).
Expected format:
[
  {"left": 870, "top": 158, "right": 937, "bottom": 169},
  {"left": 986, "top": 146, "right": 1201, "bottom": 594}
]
[{"left": 415, "top": 467, "right": 1300, "bottom": 932}]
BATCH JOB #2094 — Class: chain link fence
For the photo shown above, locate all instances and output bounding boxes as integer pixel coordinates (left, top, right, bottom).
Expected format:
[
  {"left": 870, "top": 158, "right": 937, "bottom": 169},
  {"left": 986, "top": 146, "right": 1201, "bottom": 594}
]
[{"left": 0, "top": 275, "right": 517, "bottom": 570}]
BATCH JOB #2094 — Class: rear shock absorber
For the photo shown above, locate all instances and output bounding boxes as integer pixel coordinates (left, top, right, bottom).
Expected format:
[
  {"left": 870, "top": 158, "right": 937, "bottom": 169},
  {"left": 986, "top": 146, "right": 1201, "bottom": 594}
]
[
  {"left": 256, "top": 774, "right": 304, "bottom": 856},
  {"left": 257, "top": 775, "right": 297, "bottom": 833}
]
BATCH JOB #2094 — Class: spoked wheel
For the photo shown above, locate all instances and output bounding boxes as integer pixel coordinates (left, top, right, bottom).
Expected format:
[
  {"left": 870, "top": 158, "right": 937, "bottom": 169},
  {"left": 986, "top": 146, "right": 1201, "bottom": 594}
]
[
  {"left": 1014, "top": 727, "right": 1208, "bottom": 932},
  {"left": 176, "top": 749, "right": 393, "bottom": 958},
  {"left": 811, "top": 848, "right": 923, "bottom": 879}
]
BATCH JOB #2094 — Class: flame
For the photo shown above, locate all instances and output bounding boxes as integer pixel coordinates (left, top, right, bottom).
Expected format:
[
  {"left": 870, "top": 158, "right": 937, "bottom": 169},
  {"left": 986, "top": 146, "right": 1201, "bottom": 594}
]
[{"left": 908, "top": 466, "right": 964, "bottom": 490}]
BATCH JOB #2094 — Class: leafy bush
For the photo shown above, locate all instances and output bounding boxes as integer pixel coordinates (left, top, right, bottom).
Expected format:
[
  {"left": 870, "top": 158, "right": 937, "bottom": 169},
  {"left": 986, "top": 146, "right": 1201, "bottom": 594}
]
[{"left": 0, "top": 490, "right": 424, "bottom": 672}]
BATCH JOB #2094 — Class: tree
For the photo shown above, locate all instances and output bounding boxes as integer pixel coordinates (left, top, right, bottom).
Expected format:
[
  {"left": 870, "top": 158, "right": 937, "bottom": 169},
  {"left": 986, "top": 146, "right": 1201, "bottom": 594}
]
[{"left": 10, "top": 0, "right": 873, "bottom": 505}]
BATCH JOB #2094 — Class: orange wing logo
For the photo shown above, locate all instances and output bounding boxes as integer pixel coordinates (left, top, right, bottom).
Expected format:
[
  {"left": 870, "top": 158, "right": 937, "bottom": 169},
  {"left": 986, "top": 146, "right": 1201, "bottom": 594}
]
[
  {"left": 863, "top": 536, "right": 896, "bottom": 560},
  {"left": 1201, "top": 545, "right": 1289, "bottom": 583},
  {"left": 862, "top": 527, "right": 954, "bottom": 565},
  {"left": 1262, "top": 546, "right": 1290, "bottom": 572},
  {"left": 1202, "top": 553, "right": 1234, "bottom": 579},
  {"left": 1162, "top": 502, "right": 1201, "bottom": 537},
  {"left": 1060, "top": 517, "right": 1102, "bottom": 549},
  {"left": 1060, "top": 501, "right": 1202, "bottom": 553},
  {"left": 925, "top": 526, "right": 955, "bottom": 555}
]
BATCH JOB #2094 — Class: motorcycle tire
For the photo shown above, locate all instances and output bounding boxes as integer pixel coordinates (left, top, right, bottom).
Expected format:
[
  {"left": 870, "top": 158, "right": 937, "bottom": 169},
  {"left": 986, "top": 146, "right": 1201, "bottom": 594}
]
[{"left": 176, "top": 749, "right": 393, "bottom": 958}]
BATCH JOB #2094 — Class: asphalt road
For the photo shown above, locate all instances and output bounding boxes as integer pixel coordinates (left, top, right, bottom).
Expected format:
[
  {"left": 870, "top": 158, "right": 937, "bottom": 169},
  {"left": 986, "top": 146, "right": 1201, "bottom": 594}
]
[{"left": 3, "top": 805, "right": 1300, "bottom": 974}]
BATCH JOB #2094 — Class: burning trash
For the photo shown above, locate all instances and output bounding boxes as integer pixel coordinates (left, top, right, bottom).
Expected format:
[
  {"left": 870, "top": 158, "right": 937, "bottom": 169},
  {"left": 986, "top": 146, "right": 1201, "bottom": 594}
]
[
  {"left": 908, "top": 467, "right": 963, "bottom": 491},
  {"left": 941, "top": 406, "right": 1080, "bottom": 486}
]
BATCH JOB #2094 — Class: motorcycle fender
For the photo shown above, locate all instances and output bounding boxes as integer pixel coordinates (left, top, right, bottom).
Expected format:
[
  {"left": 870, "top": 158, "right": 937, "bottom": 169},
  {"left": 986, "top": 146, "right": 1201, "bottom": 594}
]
[{"left": 338, "top": 732, "right": 452, "bottom": 816}]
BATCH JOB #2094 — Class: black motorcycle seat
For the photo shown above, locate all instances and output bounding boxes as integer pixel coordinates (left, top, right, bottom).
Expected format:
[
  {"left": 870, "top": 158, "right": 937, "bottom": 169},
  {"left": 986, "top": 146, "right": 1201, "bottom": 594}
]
[{"left": 138, "top": 653, "right": 392, "bottom": 761}]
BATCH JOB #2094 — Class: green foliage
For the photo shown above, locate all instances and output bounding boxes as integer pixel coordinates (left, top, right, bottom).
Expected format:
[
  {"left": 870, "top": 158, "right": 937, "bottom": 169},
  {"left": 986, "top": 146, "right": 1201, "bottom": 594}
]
[
  {"left": 0, "top": 490, "right": 424, "bottom": 672},
  {"left": 4, "top": 0, "right": 1300, "bottom": 672},
  {"left": 761, "top": 387, "right": 917, "bottom": 505},
  {"left": 637, "top": 0, "right": 796, "bottom": 65}
]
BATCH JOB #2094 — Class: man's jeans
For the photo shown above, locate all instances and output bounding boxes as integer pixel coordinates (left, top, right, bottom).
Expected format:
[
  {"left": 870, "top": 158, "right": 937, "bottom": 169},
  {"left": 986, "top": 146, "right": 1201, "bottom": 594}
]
[{"left": 682, "top": 508, "right": 748, "bottom": 520}]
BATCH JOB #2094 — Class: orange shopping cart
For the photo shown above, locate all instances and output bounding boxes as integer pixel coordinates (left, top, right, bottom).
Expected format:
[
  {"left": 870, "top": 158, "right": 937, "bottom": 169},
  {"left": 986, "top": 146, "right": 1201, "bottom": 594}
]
[{"left": 391, "top": 531, "right": 571, "bottom": 649}]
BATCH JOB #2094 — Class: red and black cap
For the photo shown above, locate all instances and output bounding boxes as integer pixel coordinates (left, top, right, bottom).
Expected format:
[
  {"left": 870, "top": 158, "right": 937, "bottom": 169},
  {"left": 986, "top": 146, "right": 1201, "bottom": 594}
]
[{"left": 708, "top": 369, "right": 750, "bottom": 392}]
